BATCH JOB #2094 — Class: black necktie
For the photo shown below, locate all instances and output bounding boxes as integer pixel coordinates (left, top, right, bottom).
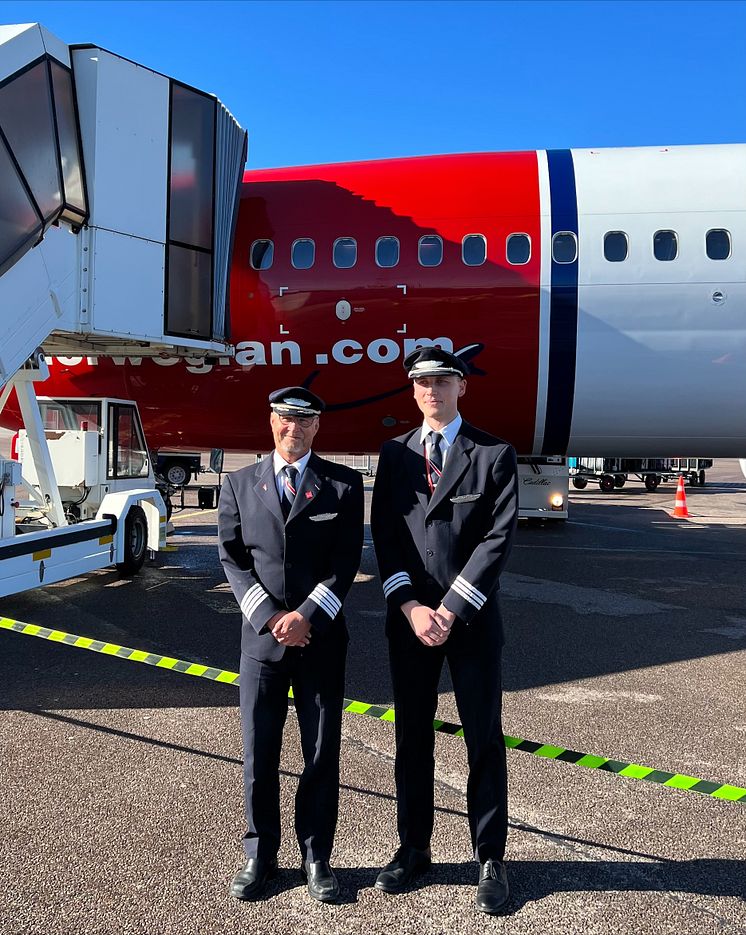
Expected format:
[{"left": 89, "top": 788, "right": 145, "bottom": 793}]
[
  {"left": 428, "top": 432, "right": 443, "bottom": 488},
  {"left": 281, "top": 465, "right": 298, "bottom": 519}
]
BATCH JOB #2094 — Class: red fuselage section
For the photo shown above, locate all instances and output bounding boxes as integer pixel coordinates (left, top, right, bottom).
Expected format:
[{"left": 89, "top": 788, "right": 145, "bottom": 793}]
[{"left": 26, "top": 152, "right": 542, "bottom": 453}]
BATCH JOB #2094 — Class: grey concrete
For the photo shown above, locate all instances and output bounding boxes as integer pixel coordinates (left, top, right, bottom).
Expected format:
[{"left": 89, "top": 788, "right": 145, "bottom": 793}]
[{"left": 0, "top": 459, "right": 744, "bottom": 934}]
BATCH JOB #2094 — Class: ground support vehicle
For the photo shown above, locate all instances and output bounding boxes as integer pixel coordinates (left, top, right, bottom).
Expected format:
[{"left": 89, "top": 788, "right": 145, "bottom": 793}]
[
  {"left": 1, "top": 364, "right": 168, "bottom": 597},
  {"left": 568, "top": 457, "right": 713, "bottom": 492},
  {"left": 517, "top": 456, "right": 569, "bottom": 521}
]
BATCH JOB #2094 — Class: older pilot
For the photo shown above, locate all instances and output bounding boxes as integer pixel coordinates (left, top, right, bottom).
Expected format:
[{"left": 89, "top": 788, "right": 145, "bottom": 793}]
[
  {"left": 371, "top": 347, "right": 518, "bottom": 914},
  {"left": 218, "top": 386, "right": 364, "bottom": 903}
]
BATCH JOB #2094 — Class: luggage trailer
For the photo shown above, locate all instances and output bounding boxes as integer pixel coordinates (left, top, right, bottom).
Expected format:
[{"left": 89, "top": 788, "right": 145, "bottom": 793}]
[{"left": 568, "top": 458, "right": 713, "bottom": 492}]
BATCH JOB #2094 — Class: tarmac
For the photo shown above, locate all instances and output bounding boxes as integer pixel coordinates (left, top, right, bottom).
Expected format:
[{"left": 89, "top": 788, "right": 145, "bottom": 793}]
[{"left": 0, "top": 446, "right": 744, "bottom": 935}]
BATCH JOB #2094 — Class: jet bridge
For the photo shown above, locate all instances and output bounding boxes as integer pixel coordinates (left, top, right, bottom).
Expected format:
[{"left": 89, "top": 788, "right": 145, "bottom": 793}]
[
  {"left": 0, "top": 22, "right": 246, "bottom": 596},
  {"left": 0, "top": 22, "right": 246, "bottom": 384}
]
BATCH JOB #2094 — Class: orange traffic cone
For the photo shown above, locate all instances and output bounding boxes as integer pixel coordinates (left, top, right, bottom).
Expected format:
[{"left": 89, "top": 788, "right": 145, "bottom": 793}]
[{"left": 672, "top": 474, "right": 690, "bottom": 518}]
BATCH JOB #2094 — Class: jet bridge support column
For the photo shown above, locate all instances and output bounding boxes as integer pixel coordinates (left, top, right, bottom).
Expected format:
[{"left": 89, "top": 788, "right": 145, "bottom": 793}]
[{"left": 12, "top": 352, "right": 67, "bottom": 528}]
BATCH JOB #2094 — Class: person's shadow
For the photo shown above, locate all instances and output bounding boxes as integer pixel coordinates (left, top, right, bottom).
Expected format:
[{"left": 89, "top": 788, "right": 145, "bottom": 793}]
[{"left": 249, "top": 857, "right": 745, "bottom": 912}]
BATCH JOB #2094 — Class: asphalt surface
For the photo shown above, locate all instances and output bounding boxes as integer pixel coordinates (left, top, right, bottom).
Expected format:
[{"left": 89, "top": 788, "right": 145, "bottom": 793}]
[{"left": 0, "top": 448, "right": 745, "bottom": 934}]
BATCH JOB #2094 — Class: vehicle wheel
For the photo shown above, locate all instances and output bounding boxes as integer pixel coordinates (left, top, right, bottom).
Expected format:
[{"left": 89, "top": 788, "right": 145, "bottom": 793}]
[
  {"left": 687, "top": 473, "right": 698, "bottom": 487},
  {"left": 698, "top": 469, "right": 706, "bottom": 487},
  {"left": 600, "top": 475, "right": 615, "bottom": 492},
  {"left": 164, "top": 461, "right": 189, "bottom": 487},
  {"left": 116, "top": 505, "right": 148, "bottom": 575},
  {"left": 614, "top": 475, "right": 626, "bottom": 488},
  {"left": 572, "top": 476, "right": 588, "bottom": 489},
  {"left": 644, "top": 474, "right": 660, "bottom": 491}
]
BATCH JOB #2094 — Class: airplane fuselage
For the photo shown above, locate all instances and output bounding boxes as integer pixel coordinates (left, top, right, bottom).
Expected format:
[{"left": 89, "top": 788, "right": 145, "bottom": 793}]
[{"left": 11, "top": 144, "right": 746, "bottom": 456}]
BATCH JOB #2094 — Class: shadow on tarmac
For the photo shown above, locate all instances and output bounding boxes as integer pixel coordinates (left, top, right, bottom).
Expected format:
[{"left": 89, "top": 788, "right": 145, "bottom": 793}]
[
  {"left": 1, "top": 499, "right": 745, "bottom": 710},
  {"left": 23, "top": 708, "right": 743, "bottom": 876}
]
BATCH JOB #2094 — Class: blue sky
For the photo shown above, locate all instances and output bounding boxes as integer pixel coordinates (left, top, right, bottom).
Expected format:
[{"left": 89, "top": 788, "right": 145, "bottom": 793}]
[{"left": 1, "top": 1, "right": 744, "bottom": 168}]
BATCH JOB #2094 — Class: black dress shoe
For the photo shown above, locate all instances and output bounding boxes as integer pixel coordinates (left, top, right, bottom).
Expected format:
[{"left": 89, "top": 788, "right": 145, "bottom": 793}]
[
  {"left": 475, "top": 859, "right": 510, "bottom": 914},
  {"left": 375, "top": 845, "right": 432, "bottom": 893},
  {"left": 301, "top": 859, "right": 340, "bottom": 903},
  {"left": 229, "top": 856, "right": 278, "bottom": 900}
]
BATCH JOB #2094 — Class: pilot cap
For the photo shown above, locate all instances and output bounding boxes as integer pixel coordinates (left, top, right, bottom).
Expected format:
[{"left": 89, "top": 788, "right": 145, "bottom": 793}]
[
  {"left": 403, "top": 347, "right": 469, "bottom": 379},
  {"left": 269, "top": 386, "right": 325, "bottom": 417}
]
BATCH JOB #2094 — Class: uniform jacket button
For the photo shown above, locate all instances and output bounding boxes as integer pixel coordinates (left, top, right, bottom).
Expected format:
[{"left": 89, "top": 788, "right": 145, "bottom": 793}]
[
  {"left": 286, "top": 562, "right": 293, "bottom": 569},
  {"left": 426, "top": 549, "right": 434, "bottom": 557}
]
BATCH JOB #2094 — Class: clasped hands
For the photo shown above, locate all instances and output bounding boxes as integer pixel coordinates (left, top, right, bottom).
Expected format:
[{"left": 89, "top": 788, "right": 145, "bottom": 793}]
[
  {"left": 268, "top": 610, "right": 312, "bottom": 647},
  {"left": 401, "top": 600, "right": 456, "bottom": 647}
]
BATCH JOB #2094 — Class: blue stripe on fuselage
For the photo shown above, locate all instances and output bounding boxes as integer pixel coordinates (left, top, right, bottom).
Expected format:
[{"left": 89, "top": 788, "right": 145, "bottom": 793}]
[{"left": 542, "top": 149, "right": 578, "bottom": 454}]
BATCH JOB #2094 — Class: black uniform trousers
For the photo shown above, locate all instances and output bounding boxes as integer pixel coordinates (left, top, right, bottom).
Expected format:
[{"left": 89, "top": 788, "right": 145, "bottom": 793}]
[
  {"left": 239, "top": 633, "right": 347, "bottom": 862},
  {"left": 388, "top": 616, "right": 507, "bottom": 863}
]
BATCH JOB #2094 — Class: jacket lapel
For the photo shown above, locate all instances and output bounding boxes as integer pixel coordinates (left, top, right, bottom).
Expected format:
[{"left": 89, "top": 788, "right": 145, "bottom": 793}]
[
  {"left": 253, "top": 456, "right": 284, "bottom": 524},
  {"left": 425, "top": 427, "right": 475, "bottom": 516},
  {"left": 287, "top": 453, "right": 323, "bottom": 522},
  {"left": 405, "top": 429, "right": 430, "bottom": 513}
]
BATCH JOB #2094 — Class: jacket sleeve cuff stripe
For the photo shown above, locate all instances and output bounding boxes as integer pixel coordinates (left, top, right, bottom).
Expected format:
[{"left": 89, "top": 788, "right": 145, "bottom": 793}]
[
  {"left": 241, "top": 583, "right": 270, "bottom": 619},
  {"left": 452, "top": 575, "right": 486, "bottom": 609},
  {"left": 382, "top": 572, "right": 412, "bottom": 598},
  {"left": 309, "top": 584, "right": 341, "bottom": 619}
]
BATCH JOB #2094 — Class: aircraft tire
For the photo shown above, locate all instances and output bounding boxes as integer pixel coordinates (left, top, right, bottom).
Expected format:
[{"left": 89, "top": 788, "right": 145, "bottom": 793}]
[{"left": 116, "top": 506, "right": 148, "bottom": 576}]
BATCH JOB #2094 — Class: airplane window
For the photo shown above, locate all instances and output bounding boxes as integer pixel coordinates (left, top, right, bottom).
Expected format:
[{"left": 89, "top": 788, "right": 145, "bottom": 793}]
[
  {"left": 653, "top": 230, "right": 678, "bottom": 261},
  {"left": 462, "top": 234, "right": 486, "bottom": 266},
  {"left": 418, "top": 235, "right": 443, "bottom": 267},
  {"left": 333, "top": 237, "right": 357, "bottom": 268},
  {"left": 507, "top": 234, "right": 531, "bottom": 265},
  {"left": 604, "top": 231, "right": 628, "bottom": 262},
  {"left": 292, "top": 238, "right": 315, "bottom": 269},
  {"left": 552, "top": 232, "right": 577, "bottom": 264},
  {"left": 250, "top": 239, "right": 274, "bottom": 270},
  {"left": 706, "top": 229, "right": 731, "bottom": 260},
  {"left": 376, "top": 236, "right": 400, "bottom": 268}
]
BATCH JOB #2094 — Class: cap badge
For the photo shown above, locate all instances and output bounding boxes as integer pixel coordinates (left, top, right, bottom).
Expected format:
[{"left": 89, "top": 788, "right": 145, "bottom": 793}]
[
  {"left": 414, "top": 360, "right": 443, "bottom": 371},
  {"left": 305, "top": 490, "right": 314, "bottom": 499}
]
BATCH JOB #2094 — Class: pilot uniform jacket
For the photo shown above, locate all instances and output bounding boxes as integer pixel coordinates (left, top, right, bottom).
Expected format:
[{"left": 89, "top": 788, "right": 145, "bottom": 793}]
[
  {"left": 219, "top": 453, "right": 364, "bottom": 662},
  {"left": 371, "top": 419, "right": 518, "bottom": 862},
  {"left": 371, "top": 420, "right": 518, "bottom": 637},
  {"left": 218, "top": 452, "right": 364, "bottom": 863}
]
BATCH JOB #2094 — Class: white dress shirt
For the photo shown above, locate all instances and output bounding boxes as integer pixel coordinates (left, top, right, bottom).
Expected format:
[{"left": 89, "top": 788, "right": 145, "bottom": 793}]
[
  {"left": 419, "top": 413, "right": 462, "bottom": 468},
  {"left": 273, "top": 449, "right": 312, "bottom": 500}
]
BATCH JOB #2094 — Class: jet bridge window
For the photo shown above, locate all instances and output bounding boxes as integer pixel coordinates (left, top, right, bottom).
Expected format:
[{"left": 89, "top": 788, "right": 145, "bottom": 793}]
[
  {"left": 552, "top": 232, "right": 577, "bottom": 264},
  {"left": 706, "top": 229, "right": 731, "bottom": 260},
  {"left": 333, "top": 237, "right": 357, "bottom": 268},
  {"left": 166, "top": 82, "right": 216, "bottom": 339},
  {"left": 418, "top": 235, "right": 443, "bottom": 267},
  {"left": 376, "top": 236, "right": 400, "bottom": 268},
  {"left": 604, "top": 231, "right": 628, "bottom": 262},
  {"left": 507, "top": 233, "right": 531, "bottom": 265},
  {"left": 292, "top": 238, "right": 315, "bottom": 269},
  {"left": 462, "top": 234, "right": 486, "bottom": 266},
  {"left": 250, "top": 239, "right": 274, "bottom": 270},
  {"left": 653, "top": 230, "right": 678, "bottom": 261},
  {"left": 0, "top": 55, "right": 88, "bottom": 278}
]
